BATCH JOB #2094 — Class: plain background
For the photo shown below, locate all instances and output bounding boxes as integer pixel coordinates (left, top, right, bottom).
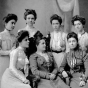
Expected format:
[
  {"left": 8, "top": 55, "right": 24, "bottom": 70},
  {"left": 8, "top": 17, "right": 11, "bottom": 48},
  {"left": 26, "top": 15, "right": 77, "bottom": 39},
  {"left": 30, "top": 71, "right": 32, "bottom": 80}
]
[{"left": 0, "top": 0, "right": 88, "bottom": 36}]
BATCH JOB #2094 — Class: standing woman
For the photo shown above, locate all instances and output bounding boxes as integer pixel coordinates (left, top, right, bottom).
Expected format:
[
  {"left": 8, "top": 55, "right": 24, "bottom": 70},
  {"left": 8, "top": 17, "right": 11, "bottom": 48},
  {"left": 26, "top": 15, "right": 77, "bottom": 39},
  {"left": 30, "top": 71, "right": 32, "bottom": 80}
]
[
  {"left": 60, "top": 32, "right": 88, "bottom": 88},
  {"left": 19, "top": 9, "right": 38, "bottom": 37},
  {"left": 19, "top": 9, "right": 43, "bottom": 57},
  {"left": 1, "top": 30, "right": 31, "bottom": 88},
  {"left": 47, "top": 14, "right": 67, "bottom": 68},
  {"left": 0, "top": 14, "right": 18, "bottom": 84},
  {"left": 72, "top": 15, "right": 88, "bottom": 52}
]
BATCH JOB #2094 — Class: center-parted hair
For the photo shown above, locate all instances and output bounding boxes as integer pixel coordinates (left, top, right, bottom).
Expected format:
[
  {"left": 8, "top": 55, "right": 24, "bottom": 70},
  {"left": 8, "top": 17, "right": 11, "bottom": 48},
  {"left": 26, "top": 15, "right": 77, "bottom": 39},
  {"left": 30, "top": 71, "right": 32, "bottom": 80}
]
[
  {"left": 71, "top": 15, "right": 86, "bottom": 25},
  {"left": 67, "top": 32, "right": 78, "bottom": 42},
  {"left": 24, "top": 9, "right": 37, "bottom": 20},
  {"left": 50, "top": 14, "right": 62, "bottom": 25},
  {"left": 3, "top": 13, "right": 18, "bottom": 23},
  {"left": 67, "top": 32, "right": 79, "bottom": 50}
]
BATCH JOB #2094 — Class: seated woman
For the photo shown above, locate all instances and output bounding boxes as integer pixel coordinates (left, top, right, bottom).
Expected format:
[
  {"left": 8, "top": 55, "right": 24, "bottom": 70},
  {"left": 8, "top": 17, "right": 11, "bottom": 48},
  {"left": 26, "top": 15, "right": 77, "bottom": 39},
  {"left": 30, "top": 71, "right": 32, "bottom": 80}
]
[
  {"left": 60, "top": 32, "right": 88, "bottom": 88},
  {"left": 1, "top": 30, "right": 31, "bottom": 88},
  {"left": 29, "top": 36, "right": 70, "bottom": 88}
]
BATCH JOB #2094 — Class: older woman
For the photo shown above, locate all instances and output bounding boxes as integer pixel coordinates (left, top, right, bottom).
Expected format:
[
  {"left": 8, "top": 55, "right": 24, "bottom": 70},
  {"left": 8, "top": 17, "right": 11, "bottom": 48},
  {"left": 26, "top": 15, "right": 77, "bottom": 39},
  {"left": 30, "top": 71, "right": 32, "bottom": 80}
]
[
  {"left": 60, "top": 32, "right": 88, "bottom": 88},
  {"left": 29, "top": 35, "right": 70, "bottom": 88},
  {"left": 0, "top": 13, "right": 18, "bottom": 85},
  {"left": 72, "top": 15, "right": 88, "bottom": 52},
  {"left": 1, "top": 30, "right": 31, "bottom": 88}
]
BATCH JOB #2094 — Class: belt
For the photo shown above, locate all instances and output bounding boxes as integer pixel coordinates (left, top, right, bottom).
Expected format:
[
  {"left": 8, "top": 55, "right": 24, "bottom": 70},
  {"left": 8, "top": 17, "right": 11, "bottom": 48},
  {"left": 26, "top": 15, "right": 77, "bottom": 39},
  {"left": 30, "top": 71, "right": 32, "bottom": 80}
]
[{"left": 52, "top": 50, "right": 62, "bottom": 53}]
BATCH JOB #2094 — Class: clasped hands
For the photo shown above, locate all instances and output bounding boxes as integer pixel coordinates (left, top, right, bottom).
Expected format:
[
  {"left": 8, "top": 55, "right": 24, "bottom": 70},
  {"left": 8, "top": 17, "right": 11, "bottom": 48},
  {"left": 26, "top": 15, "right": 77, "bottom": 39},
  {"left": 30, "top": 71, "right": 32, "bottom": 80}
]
[{"left": 49, "top": 73, "right": 56, "bottom": 80}]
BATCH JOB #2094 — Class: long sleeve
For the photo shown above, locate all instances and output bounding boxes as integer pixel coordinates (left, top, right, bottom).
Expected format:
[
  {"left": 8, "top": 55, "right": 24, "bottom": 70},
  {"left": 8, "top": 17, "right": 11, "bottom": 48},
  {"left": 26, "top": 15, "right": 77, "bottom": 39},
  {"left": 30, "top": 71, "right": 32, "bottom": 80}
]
[
  {"left": 83, "top": 53, "right": 88, "bottom": 78},
  {"left": 9, "top": 50, "right": 27, "bottom": 82},
  {"left": 0, "top": 36, "right": 10, "bottom": 55},
  {"left": 49, "top": 53, "right": 58, "bottom": 74},
  {"left": 30, "top": 54, "right": 50, "bottom": 79},
  {"left": 59, "top": 53, "right": 67, "bottom": 72}
]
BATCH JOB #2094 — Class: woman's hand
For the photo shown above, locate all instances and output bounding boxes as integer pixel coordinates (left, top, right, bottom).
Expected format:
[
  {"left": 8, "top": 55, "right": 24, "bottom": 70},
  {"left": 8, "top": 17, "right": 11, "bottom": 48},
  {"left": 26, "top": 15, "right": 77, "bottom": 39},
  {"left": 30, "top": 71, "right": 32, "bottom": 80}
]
[
  {"left": 62, "top": 71, "right": 68, "bottom": 78},
  {"left": 49, "top": 73, "right": 56, "bottom": 80},
  {"left": 23, "top": 79, "right": 30, "bottom": 84},
  {"left": 79, "top": 80, "right": 86, "bottom": 87}
]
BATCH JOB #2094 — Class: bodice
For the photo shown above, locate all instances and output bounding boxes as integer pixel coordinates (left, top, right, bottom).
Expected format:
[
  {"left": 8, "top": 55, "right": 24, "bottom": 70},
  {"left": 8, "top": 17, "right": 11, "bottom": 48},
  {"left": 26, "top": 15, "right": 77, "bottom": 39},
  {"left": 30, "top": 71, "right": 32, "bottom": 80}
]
[{"left": 0, "top": 30, "right": 16, "bottom": 50}]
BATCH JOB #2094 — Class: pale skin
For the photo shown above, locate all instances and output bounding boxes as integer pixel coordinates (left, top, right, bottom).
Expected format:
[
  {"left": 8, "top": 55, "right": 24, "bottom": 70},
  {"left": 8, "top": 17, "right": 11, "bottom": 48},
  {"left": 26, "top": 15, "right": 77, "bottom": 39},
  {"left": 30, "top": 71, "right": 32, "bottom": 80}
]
[
  {"left": 36, "top": 39, "right": 56, "bottom": 80},
  {"left": 0, "top": 19, "right": 16, "bottom": 55}
]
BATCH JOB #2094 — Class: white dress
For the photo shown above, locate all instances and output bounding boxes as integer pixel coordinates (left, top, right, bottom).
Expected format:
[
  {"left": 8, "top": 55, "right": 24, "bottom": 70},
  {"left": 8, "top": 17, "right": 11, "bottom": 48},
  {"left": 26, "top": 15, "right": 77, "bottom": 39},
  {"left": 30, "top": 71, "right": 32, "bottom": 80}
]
[
  {"left": 1, "top": 46, "right": 31, "bottom": 88},
  {"left": 50, "top": 31, "right": 67, "bottom": 68}
]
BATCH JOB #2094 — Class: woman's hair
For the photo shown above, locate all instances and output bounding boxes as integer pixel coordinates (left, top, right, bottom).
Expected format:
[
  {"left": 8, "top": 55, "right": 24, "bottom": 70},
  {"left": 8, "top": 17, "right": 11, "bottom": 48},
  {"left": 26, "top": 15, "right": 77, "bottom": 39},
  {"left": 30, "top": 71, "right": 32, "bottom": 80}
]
[
  {"left": 24, "top": 9, "right": 37, "bottom": 20},
  {"left": 71, "top": 15, "right": 86, "bottom": 25},
  {"left": 34, "top": 31, "right": 44, "bottom": 46},
  {"left": 17, "top": 30, "right": 29, "bottom": 43},
  {"left": 3, "top": 13, "right": 18, "bottom": 23},
  {"left": 67, "top": 32, "right": 79, "bottom": 50},
  {"left": 50, "top": 14, "right": 62, "bottom": 25}
]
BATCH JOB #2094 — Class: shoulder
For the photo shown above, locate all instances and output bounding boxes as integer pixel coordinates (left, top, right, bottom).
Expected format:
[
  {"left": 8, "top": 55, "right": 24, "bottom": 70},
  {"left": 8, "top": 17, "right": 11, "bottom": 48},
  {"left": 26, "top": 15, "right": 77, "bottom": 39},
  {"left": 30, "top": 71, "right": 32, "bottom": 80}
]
[
  {"left": 0, "top": 31, "right": 5, "bottom": 39},
  {"left": 18, "top": 27, "right": 26, "bottom": 33},
  {"left": 30, "top": 53, "right": 39, "bottom": 59}
]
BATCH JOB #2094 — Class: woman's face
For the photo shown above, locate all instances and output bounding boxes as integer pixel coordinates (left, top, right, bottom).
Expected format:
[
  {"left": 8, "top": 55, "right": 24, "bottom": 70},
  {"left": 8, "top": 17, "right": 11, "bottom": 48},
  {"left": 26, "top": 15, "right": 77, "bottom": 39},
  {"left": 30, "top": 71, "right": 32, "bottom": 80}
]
[
  {"left": 68, "top": 37, "right": 77, "bottom": 50},
  {"left": 74, "top": 20, "right": 84, "bottom": 33},
  {"left": 52, "top": 20, "right": 60, "bottom": 31},
  {"left": 26, "top": 14, "right": 35, "bottom": 26},
  {"left": 20, "top": 36, "right": 29, "bottom": 48},
  {"left": 5, "top": 19, "right": 16, "bottom": 31},
  {"left": 37, "top": 39, "right": 46, "bottom": 52}
]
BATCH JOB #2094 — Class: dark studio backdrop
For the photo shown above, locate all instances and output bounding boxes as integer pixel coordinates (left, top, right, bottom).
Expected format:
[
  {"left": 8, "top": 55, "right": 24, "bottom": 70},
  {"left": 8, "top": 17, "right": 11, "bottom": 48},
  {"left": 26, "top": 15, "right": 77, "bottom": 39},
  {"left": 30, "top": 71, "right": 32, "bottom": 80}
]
[{"left": 0, "top": 0, "right": 88, "bottom": 36}]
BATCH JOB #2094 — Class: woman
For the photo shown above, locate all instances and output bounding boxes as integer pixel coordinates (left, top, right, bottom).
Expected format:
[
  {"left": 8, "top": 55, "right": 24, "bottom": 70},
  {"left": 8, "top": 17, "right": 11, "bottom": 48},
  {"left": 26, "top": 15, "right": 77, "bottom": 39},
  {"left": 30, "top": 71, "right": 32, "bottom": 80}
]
[
  {"left": 30, "top": 36, "right": 70, "bottom": 88},
  {"left": 0, "top": 13, "right": 18, "bottom": 84},
  {"left": 18, "top": 9, "right": 43, "bottom": 57},
  {"left": 72, "top": 15, "right": 88, "bottom": 52},
  {"left": 47, "top": 14, "right": 67, "bottom": 68},
  {"left": 1, "top": 30, "right": 31, "bottom": 88},
  {"left": 60, "top": 32, "right": 88, "bottom": 88}
]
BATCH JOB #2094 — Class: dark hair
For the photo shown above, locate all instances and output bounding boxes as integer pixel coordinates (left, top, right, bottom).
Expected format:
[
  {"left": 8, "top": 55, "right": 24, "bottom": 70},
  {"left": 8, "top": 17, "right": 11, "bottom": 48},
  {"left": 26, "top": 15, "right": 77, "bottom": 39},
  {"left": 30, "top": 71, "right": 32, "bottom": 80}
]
[
  {"left": 24, "top": 9, "right": 37, "bottom": 20},
  {"left": 50, "top": 14, "right": 62, "bottom": 25},
  {"left": 17, "top": 30, "right": 29, "bottom": 43},
  {"left": 67, "top": 32, "right": 79, "bottom": 50},
  {"left": 3, "top": 13, "right": 18, "bottom": 23},
  {"left": 67, "top": 32, "right": 78, "bottom": 42},
  {"left": 34, "top": 31, "right": 44, "bottom": 46},
  {"left": 71, "top": 15, "right": 86, "bottom": 25}
]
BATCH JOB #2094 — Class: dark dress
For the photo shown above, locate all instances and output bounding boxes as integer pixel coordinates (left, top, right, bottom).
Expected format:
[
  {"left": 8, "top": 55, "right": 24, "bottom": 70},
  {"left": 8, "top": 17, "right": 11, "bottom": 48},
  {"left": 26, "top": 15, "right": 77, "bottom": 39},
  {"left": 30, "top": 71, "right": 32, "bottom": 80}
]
[
  {"left": 60, "top": 49, "right": 88, "bottom": 88},
  {"left": 30, "top": 52, "right": 70, "bottom": 88}
]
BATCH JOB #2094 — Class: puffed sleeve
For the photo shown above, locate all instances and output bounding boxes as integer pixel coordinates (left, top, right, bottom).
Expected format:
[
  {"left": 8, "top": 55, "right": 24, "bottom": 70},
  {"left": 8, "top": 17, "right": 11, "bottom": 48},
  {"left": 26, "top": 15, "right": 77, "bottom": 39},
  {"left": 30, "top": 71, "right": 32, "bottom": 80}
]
[
  {"left": 0, "top": 34, "right": 10, "bottom": 55},
  {"left": 9, "top": 50, "right": 27, "bottom": 82},
  {"left": 82, "top": 51, "right": 88, "bottom": 78},
  {"left": 30, "top": 54, "right": 50, "bottom": 79},
  {"left": 59, "top": 53, "right": 67, "bottom": 72},
  {"left": 48, "top": 52, "right": 58, "bottom": 75}
]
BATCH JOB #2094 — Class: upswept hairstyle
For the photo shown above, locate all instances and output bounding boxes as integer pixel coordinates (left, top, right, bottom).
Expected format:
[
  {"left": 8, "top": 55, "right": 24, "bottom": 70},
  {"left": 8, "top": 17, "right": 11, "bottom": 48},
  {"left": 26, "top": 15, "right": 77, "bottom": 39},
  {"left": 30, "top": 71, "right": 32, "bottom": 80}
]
[
  {"left": 3, "top": 13, "right": 18, "bottom": 23},
  {"left": 50, "top": 14, "right": 62, "bottom": 25},
  {"left": 71, "top": 15, "right": 86, "bottom": 25},
  {"left": 24, "top": 9, "right": 37, "bottom": 20},
  {"left": 17, "top": 30, "right": 29, "bottom": 43}
]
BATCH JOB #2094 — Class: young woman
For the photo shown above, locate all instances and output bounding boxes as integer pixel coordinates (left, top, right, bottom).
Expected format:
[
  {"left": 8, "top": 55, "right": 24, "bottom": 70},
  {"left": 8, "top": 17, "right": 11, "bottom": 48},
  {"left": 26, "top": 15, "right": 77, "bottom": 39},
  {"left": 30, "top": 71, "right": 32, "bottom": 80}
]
[
  {"left": 1, "top": 30, "right": 31, "bottom": 88},
  {"left": 0, "top": 13, "right": 18, "bottom": 84},
  {"left": 29, "top": 35, "right": 70, "bottom": 88},
  {"left": 72, "top": 15, "right": 88, "bottom": 52},
  {"left": 19, "top": 9, "right": 43, "bottom": 57},
  {"left": 47, "top": 14, "right": 67, "bottom": 68},
  {"left": 60, "top": 32, "right": 88, "bottom": 88}
]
